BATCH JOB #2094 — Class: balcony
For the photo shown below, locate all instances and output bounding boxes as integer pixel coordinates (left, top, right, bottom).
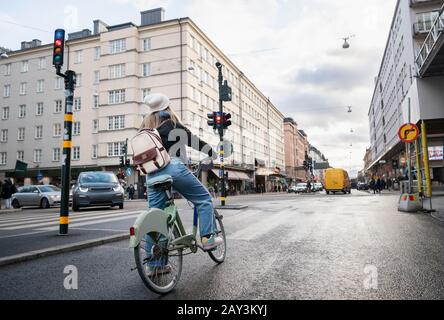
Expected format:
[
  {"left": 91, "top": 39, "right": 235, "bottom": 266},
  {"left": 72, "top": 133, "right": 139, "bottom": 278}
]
[
  {"left": 410, "top": 0, "right": 444, "bottom": 8},
  {"left": 413, "top": 22, "right": 434, "bottom": 37},
  {"left": 415, "top": 4, "right": 444, "bottom": 77}
]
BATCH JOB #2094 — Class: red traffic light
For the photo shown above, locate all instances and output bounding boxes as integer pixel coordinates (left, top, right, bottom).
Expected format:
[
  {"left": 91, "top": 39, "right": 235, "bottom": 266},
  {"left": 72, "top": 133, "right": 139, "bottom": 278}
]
[
  {"left": 215, "top": 115, "right": 223, "bottom": 124},
  {"left": 53, "top": 29, "right": 65, "bottom": 67}
]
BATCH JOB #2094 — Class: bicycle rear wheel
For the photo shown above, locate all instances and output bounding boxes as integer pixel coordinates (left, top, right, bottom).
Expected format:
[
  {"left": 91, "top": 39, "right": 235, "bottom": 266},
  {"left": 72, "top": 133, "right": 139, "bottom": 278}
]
[
  {"left": 208, "top": 210, "right": 226, "bottom": 264},
  {"left": 134, "top": 225, "right": 183, "bottom": 295}
]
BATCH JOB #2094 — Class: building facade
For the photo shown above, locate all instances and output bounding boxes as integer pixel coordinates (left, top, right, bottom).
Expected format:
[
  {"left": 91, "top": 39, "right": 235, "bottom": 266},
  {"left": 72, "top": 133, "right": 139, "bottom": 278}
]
[
  {"left": 283, "top": 118, "right": 309, "bottom": 184},
  {"left": 309, "top": 145, "right": 328, "bottom": 184},
  {"left": 367, "top": 0, "right": 444, "bottom": 185},
  {"left": 0, "top": 8, "right": 285, "bottom": 195}
]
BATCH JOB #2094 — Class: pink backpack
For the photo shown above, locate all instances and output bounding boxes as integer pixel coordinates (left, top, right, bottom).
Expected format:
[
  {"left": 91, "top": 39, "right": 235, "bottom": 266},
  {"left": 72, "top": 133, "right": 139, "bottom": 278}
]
[{"left": 131, "top": 129, "right": 171, "bottom": 175}]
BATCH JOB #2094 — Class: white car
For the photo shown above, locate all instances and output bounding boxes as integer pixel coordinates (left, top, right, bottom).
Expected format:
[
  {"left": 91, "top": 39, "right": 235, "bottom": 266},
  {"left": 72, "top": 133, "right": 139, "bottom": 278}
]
[{"left": 294, "top": 183, "right": 308, "bottom": 193}]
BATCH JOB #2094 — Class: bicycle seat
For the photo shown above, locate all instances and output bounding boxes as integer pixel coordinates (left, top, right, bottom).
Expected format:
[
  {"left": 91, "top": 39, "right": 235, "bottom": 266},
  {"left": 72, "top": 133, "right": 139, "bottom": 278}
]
[{"left": 147, "top": 175, "right": 173, "bottom": 191}]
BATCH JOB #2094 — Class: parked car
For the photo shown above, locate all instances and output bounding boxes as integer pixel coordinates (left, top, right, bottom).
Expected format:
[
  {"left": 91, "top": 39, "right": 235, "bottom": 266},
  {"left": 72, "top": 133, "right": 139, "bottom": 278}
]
[
  {"left": 71, "top": 171, "right": 124, "bottom": 211},
  {"left": 294, "top": 183, "right": 308, "bottom": 193},
  {"left": 287, "top": 186, "right": 297, "bottom": 193},
  {"left": 11, "top": 185, "right": 62, "bottom": 209},
  {"left": 313, "top": 183, "right": 324, "bottom": 192},
  {"left": 357, "top": 182, "right": 370, "bottom": 191},
  {"left": 324, "top": 168, "right": 351, "bottom": 195}
]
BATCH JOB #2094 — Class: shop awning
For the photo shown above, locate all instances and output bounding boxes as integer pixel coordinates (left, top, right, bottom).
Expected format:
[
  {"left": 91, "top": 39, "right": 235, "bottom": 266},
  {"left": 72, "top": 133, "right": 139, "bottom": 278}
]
[{"left": 211, "top": 169, "right": 251, "bottom": 181}]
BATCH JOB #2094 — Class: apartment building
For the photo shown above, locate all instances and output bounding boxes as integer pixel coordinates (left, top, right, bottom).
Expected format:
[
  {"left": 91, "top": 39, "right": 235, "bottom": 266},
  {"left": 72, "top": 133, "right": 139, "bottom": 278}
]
[
  {"left": 283, "top": 118, "right": 309, "bottom": 184},
  {"left": 309, "top": 145, "right": 328, "bottom": 184},
  {"left": 0, "top": 8, "right": 285, "bottom": 194},
  {"left": 367, "top": 0, "right": 444, "bottom": 185}
]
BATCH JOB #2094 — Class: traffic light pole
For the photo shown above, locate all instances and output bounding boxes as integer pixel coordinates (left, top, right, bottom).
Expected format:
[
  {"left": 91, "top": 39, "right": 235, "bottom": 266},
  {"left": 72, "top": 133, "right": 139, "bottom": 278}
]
[
  {"left": 216, "top": 64, "right": 226, "bottom": 207},
  {"left": 57, "top": 68, "right": 76, "bottom": 235}
]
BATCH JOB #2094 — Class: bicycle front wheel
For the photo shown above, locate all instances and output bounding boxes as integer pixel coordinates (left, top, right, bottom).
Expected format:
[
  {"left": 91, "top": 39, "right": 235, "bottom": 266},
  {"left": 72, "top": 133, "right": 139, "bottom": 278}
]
[
  {"left": 208, "top": 210, "right": 226, "bottom": 264},
  {"left": 134, "top": 225, "right": 183, "bottom": 295}
]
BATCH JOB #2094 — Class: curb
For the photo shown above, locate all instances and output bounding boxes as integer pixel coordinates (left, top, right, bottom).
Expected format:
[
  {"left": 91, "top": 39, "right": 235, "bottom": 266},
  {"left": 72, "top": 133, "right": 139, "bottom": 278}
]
[{"left": 0, "top": 233, "right": 129, "bottom": 267}]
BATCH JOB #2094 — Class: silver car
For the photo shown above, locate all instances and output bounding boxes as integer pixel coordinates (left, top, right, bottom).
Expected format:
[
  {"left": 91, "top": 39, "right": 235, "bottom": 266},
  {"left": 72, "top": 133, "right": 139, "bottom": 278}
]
[{"left": 11, "top": 185, "right": 62, "bottom": 209}]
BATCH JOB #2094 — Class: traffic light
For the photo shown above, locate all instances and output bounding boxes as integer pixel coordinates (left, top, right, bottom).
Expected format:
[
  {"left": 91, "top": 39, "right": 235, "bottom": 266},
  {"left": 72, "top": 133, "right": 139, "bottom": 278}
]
[
  {"left": 303, "top": 160, "right": 308, "bottom": 170},
  {"left": 53, "top": 29, "right": 65, "bottom": 67},
  {"left": 125, "top": 159, "right": 130, "bottom": 167},
  {"left": 121, "top": 144, "right": 127, "bottom": 155},
  {"left": 208, "top": 112, "right": 224, "bottom": 130},
  {"left": 119, "top": 156, "right": 125, "bottom": 168},
  {"left": 220, "top": 80, "right": 232, "bottom": 102},
  {"left": 223, "top": 113, "right": 232, "bottom": 129}
]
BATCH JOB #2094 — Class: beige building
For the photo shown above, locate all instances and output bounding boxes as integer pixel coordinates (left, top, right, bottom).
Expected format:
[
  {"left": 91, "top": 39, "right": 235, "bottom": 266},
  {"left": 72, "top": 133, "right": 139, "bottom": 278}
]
[
  {"left": 283, "top": 118, "right": 309, "bottom": 184},
  {"left": 0, "top": 8, "right": 285, "bottom": 195}
]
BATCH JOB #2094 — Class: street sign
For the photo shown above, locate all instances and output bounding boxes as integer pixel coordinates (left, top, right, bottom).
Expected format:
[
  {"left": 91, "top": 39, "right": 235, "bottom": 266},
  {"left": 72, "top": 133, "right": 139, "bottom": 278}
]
[
  {"left": 36, "top": 171, "right": 43, "bottom": 181},
  {"left": 398, "top": 123, "right": 420, "bottom": 143},
  {"left": 126, "top": 167, "right": 133, "bottom": 177}
]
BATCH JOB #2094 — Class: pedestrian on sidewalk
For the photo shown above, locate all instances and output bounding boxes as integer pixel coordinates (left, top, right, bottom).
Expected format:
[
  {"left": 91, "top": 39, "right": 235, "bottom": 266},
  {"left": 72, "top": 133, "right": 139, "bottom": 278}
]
[
  {"left": 370, "top": 178, "right": 376, "bottom": 194},
  {"left": 376, "top": 178, "right": 382, "bottom": 194},
  {"left": 1, "top": 179, "right": 17, "bottom": 209}
]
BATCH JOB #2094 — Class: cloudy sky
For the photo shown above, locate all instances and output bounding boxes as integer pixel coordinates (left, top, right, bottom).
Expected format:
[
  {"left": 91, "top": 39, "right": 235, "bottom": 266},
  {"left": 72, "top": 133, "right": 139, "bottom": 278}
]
[{"left": 1, "top": 0, "right": 397, "bottom": 176}]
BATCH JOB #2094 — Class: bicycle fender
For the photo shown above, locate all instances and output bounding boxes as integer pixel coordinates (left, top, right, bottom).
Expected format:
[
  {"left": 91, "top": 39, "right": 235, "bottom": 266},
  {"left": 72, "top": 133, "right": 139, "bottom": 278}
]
[{"left": 129, "top": 209, "right": 169, "bottom": 248}]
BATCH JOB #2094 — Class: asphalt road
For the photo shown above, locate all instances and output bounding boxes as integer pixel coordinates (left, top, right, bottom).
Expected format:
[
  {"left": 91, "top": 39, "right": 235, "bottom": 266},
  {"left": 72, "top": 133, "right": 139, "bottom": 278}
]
[{"left": 1, "top": 191, "right": 444, "bottom": 300}]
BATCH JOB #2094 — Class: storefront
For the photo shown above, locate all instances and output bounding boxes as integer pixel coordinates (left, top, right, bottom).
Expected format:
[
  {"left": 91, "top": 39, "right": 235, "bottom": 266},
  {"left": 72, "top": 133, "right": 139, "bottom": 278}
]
[{"left": 210, "top": 168, "right": 252, "bottom": 196}]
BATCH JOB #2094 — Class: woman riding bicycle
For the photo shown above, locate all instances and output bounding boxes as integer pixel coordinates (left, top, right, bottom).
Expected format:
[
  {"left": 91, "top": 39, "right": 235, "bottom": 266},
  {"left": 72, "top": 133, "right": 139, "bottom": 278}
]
[{"left": 140, "top": 93, "right": 223, "bottom": 254}]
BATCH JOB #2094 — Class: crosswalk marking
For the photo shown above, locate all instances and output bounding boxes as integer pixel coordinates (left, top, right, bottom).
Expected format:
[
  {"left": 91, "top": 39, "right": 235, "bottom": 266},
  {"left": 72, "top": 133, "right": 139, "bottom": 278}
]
[
  {"left": 0, "top": 210, "right": 144, "bottom": 231},
  {"left": 0, "top": 210, "right": 138, "bottom": 228}
]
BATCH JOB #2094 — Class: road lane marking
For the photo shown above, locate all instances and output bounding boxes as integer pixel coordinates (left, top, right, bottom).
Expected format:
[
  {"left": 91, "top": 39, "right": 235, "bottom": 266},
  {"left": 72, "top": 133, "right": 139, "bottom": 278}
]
[{"left": 0, "top": 211, "right": 144, "bottom": 231}]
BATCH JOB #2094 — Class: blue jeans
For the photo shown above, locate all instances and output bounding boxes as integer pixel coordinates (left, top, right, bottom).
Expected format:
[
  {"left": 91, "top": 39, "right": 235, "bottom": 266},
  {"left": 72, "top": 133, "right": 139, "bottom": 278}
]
[{"left": 144, "top": 158, "right": 215, "bottom": 266}]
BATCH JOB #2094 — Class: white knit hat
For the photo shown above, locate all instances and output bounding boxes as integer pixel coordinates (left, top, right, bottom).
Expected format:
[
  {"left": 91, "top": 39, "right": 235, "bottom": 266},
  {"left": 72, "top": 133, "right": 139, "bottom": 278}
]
[{"left": 143, "top": 93, "right": 170, "bottom": 115}]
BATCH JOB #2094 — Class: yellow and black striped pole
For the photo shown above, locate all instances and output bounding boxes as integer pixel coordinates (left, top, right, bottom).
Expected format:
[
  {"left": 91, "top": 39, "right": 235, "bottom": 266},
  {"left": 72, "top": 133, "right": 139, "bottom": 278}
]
[{"left": 59, "top": 70, "right": 76, "bottom": 235}]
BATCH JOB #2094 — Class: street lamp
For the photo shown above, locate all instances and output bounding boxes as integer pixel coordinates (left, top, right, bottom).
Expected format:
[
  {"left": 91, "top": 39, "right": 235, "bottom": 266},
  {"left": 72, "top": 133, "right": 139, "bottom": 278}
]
[{"left": 341, "top": 35, "right": 355, "bottom": 49}]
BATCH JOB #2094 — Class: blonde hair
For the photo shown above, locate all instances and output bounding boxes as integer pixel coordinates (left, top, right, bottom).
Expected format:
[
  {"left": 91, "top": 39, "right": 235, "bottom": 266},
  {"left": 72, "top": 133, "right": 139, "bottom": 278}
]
[{"left": 140, "top": 107, "right": 181, "bottom": 130}]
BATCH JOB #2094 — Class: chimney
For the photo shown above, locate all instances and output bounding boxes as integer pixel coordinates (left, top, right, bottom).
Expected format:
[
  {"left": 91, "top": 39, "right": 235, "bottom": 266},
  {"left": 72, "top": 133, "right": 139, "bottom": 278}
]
[
  {"left": 68, "top": 29, "right": 92, "bottom": 40},
  {"left": 21, "top": 39, "right": 42, "bottom": 50},
  {"left": 94, "top": 19, "right": 109, "bottom": 35},
  {"left": 140, "top": 8, "right": 165, "bottom": 26}
]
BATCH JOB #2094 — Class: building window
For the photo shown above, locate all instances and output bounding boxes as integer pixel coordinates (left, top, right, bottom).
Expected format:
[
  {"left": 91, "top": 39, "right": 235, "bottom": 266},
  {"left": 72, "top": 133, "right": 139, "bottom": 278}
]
[
  {"left": 108, "top": 115, "right": 125, "bottom": 130},
  {"left": 75, "top": 74, "right": 82, "bottom": 87},
  {"left": 35, "top": 126, "right": 43, "bottom": 139},
  {"left": 143, "top": 63, "right": 151, "bottom": 77},
  {"left": 55, "top": 100, "right": 63, "bottom": 113},
  {"left": 17, "top": 128, "right": 25, "bottom": 141},
  {"left": 108, "top": 89, "right": 126, "bottom": 104},
  {"left": 94, "top": 71, "right": 100, "bottom": 84},
  {"left": 109, "top": 64, "right": 125, "bottom": 79},
  {"left": 73, "top": 122, "right": 81, "bottom": 136},
  {"left": 4, "top": 63, "right": 11, "bottom": 76},
  {"left": 94, "top": 47, "right": 101, "bottom": 60},
  {"left": 33, "top": 149, "right": 42, "bottom": 163},
  {"left": 93, "top": 95, "right": 99, "bottom": 109},
  {"left": 142, "top": 88, "right": 151, "bottom": 101},
  {"left": 108, "top": 142, "right": 125, "bottom": 157},
  {"left": 55, "top": 77, "right": 62, "bottom": 90},
  {"left": 3, "top": 85, "right": 11, "bottom": 97},
  {"left": 143, "top": 38, "right": 151, "bottom": 51},
  {"left": 53, "top": 148, "right": 61, "bottom": 162},
  {"left": 74, "top": 50, "right": 82, "bottom": 64},
  {"left": 72, "top": 147, "right": 80, "bottom": 161},
  {"left": 2, "top": 107, "right": 9, "bottom": 120},
  {"left": 19, "top": 82, "right": 27, "bottom": 95},
  {"left": 38, "top": 57, "right": 46, "bottom": 70},
  {"left": 53, "top": 123, "right": 62, "bottom": 137},
  {"left": 92, "top": 145, "right": 98, "bottom": 159},
  {"left": 17, "top": 151, "right": 24, "bottom": 162},
  {"left": 92, "top": 119, "right": 99, "bottom": 133},
  {"left": 110, "top": 39, "right": 126, "bottom": 54},
  {"left": 36, "top": 80, "right": 45, "bottom": 93},
  {"left": 1, "top": 129, "right": 8, "bottom": 142},
  {"left": 0, "top": 152, "right": 6, "bottom": 165},
  {"left": 18, "top": 105, "right": 26, "bottom": 118},
  {"left": 36, "top": 103, "right": 44, "bottom": 116},
  {"left": 21, "top": 61, "right": 29, "bottom": 73},
  {"left": 74, "top": 98, "right": 81, "bottom": 111}
]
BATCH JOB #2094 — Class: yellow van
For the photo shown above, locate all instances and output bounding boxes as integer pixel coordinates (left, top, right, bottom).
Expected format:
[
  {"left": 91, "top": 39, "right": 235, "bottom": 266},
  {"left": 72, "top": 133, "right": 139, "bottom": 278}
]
[{"left": 324, "top": 168, "right": 351, "bottom": 195}]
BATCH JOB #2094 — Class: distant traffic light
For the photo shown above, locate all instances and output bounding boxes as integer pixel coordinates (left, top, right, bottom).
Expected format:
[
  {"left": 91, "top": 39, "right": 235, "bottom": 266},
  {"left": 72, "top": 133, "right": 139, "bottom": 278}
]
[
  {"left": 53, "top": 29, "right": 65, "bottom": 67},
  {"left": 119, "top": 156, "right": 125, "bottom": 168},
  {"left": 125, "top": 159, "right": 130, "bottom": 167}
]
